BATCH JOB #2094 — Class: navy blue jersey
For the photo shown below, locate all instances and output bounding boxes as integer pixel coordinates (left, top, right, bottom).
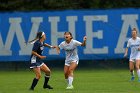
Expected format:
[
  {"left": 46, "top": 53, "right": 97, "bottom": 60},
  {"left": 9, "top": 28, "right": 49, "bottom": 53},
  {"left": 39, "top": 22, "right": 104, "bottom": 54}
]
[{"left": 30, "top": 40, "right": 44, "bottom": 63}]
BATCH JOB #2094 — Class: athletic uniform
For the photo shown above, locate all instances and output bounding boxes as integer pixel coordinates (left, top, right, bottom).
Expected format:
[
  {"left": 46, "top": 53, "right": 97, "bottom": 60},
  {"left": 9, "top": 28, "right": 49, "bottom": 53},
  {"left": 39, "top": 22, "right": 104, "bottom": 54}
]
[
  {"left": 127, "top": 37, "right": 140, "bottom": 62},
  {"left": 59, "top": 39, "right": 82, "bottom": 66},
  {"left": 30, "top": 40, "right": 44, "bottom": 68}
]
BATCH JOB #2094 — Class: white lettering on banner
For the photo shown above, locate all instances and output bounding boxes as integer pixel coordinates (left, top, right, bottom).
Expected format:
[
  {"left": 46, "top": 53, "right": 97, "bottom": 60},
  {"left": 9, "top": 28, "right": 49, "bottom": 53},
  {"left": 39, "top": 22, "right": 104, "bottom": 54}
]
[
  {"left": 49, "top": 16, "right": 77, "bottom": 54},
  {"left": 83, "top": 15, "right": 108, "bottom": 54},
  {"left": 0, "top": 14, "right": 139, "bottom": 57},
  {"left": 0, "top": 17, "right": 42, "bottom": 56},
  {"left": 115, "top": 14, "right": 139, "bottom": 53},
  {"left": 20, "top": 17, "right": 43, "bottom": 55}
]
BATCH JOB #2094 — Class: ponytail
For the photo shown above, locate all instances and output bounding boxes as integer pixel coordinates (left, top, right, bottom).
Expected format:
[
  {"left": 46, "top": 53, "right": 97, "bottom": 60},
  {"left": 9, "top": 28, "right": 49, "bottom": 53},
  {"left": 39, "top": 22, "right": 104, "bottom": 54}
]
[
  {"left": 26, "top": 31, "right": 43, "bottom": 44},
  {"left": 28, "top": 38, "right": 39, "bottom": 44}
]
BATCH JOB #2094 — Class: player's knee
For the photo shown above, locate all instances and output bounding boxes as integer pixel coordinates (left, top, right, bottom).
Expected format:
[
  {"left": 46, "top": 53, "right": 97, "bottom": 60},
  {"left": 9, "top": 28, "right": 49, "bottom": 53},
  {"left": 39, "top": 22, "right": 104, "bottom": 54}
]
[
  {"left": 68, "top": 68, "right": 74, "bottom": 74},
  {"left": 45, "top": 70, "right": 51, "bottom": 76},
  {"left": 48, "top": 70, "right": 51, "bottom": 75},
  {"left": 130, "top": 69, "right": 134, "bottom": 72},
  {"left": 136, "top": 66, "right": 139, "bottom": 70},
  {"left": 64, "top": 72, "right": 68, "bottom": 76},
  {"left": 36, "top": 74, "right": 41, "bottom": 79},
  {"left": 135, "top": 64, "right": 140, "bottom": 70},
  {"left": 48, "top": 69, "right": 51, "bottom": 74}
]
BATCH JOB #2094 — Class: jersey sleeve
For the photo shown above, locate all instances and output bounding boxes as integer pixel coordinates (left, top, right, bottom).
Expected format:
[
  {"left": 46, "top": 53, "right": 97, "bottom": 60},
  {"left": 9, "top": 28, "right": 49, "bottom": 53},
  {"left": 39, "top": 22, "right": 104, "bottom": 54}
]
[
  {"left": 59, "top": 42, "right": 64, "bottom": 50},
  {"left": 126, "top": 40, "right": 130, "bottom": 48},
  {"left": 74, "top": 40, "right": 82, "bottom": 46},
  {"left": 32, "top": 42, "right": 40, "bottom": 52}
]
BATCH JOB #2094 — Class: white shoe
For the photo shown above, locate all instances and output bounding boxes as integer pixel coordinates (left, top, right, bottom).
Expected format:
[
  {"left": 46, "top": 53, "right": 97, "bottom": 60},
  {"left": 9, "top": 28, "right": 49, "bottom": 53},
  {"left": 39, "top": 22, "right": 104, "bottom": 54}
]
[{"left": 66, "top": 85, "right": 74, "bottom": 89}]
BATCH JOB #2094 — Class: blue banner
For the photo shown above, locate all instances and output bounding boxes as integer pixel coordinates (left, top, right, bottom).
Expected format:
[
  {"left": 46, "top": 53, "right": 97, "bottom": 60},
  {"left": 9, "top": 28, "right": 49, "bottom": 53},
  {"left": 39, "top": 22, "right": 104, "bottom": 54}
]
[{"left": 0, "top": 8, "right": 140, "bottom": 61}]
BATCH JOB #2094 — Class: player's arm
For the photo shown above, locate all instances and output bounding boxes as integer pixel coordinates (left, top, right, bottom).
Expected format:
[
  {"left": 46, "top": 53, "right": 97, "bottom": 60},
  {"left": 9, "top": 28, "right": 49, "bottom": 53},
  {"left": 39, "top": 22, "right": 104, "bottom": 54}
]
[
  {"left": 44, "top": 43, "right": 56, "bottom": 48},
  {"left": 124, "top": 40, "right": 130, "bottom": 57},
  {"left": 81, "top": 36, "right": 87, "bottom": 46},
  {"left": 32, "top": 42, "right": 46, "bottom": 59},
  {"left": 137, "top": 42, "right": 140, "bottom": 51},
  {"left": 55, "top": 42, "right": 64, "bottom": 54},
  {"left": 32, "top": 51, "right": 46, "bottom": 59},
  {"left": 55, "top": 46, "right": 60, "bottom": 54},
  {"left": 124, "top": 47, "right": 128, "bottom": 57}
]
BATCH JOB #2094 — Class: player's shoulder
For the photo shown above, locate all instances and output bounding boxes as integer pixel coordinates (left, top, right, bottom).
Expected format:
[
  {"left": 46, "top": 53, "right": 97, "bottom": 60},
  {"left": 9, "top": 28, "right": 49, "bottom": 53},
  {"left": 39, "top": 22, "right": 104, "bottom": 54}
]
[
  {"left": 34, "top": 40, "right": 41, "bottom": 45},
  {"left": 128, "top": 38, "right": 133, "bottom": 41},
  {"left": 60, "top": 41, "right": 65, "bottom": 45},
  {"left": 72, "top": 39, "right": 78, "bottom": 42},
  {"left": 137, "top": 37, "right": 140, "bottom": 40},
  {"left": 70, "top": 39, "right": 77, "bottom": 44}
]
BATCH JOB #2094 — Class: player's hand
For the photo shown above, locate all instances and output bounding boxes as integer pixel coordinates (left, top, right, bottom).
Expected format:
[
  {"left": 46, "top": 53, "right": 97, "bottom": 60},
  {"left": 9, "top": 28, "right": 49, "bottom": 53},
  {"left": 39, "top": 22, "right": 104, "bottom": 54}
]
[
  {"left": 138, "top": 48, "right": 140, "bottom": 51},
  {"left": 39, "top": 56, "right": 46, "bottom": 59},
  {"left": 83, "top": 36, "right": 87, "bottom": 41},
  {"left": 51, "top": 46, "right": 56, "bottom": 49},
  {"left": 56, "top": 49, "right": 60, "bottom": 54},
  {"left": 55, "top": 46, "right": 60, "bottom": 54},
  {"left": 124, "top": 53, "right": 127, "bottom": 58}
]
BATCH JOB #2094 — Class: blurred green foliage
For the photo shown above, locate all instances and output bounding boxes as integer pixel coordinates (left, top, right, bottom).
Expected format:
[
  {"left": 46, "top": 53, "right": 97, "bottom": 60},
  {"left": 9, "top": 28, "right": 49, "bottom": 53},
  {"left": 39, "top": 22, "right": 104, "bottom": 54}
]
[{"left": 0, "top": 0, "right": 140, "bottom": 11}]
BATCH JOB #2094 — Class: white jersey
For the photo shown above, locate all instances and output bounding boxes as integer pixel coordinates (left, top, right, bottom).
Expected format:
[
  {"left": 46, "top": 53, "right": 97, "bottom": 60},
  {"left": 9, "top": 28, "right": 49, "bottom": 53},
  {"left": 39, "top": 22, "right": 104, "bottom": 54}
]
[
  {"left": 59, "top": 39, "right": 82, "bottom": 62},
  {"left": 127, "top": 37, "right": 140, "bottom": 60}
]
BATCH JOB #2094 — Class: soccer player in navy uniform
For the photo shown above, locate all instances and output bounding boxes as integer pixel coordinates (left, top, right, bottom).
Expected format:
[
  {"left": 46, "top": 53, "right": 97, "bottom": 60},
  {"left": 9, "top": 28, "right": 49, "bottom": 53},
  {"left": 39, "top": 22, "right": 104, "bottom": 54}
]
[{"left": 29, "top": 31, "right": 54, "bottom": 90}]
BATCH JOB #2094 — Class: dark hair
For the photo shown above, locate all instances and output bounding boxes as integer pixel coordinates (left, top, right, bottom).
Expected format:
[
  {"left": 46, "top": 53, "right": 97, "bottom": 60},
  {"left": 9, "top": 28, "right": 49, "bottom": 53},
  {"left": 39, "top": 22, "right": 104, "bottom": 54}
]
[
  {"left": 132, "top": 28, "right": 137, "bottom": 33},
  {"left": 27, "top": 31, "right": 44, "bottom": 44},
  {"left": 64, "top": 32, "right": 73, "bottom": 39},
  {"left": 36, "top": 32, "right": 43, "bottom": 39}
]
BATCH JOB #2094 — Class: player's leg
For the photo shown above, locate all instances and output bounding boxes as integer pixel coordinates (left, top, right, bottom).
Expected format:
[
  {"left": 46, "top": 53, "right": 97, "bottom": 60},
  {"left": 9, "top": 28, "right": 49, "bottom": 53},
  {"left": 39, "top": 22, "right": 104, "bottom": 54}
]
[
  {"left": 66, "top": 61, "right": 78, "bottom": 89},
  {"left": 40, "top": 64, "right": 53, "bottom": 89},
  {"left": 135, "top": 60, "right": 140, "bottom": 82},
  {"left": 129, "top": 61, "right": 135, "bottom": 81},
  {"left": 129, "top": 61, "right": 135, "bottom": 80},
  {"left": 64, "top": 65, "right": 70, "bottom": 84},
  {"left": 30, "top": 67, "right": 41, "bottom": 90}
]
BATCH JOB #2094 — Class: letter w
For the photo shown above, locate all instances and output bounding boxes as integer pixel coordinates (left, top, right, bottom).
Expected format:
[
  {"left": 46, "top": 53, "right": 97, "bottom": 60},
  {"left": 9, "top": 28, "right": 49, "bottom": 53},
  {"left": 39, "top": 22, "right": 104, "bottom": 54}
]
[{"left": 0, "top": 17, "right": 42, "bottom": 56}]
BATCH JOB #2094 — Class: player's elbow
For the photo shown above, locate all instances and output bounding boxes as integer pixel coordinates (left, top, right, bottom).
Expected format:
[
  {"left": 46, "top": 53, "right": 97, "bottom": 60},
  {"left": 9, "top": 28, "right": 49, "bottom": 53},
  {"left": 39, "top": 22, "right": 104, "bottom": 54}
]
[
  {"left": 81, "top": 43, "right": 86, "bottom": 47},
  {"left": 32, "top": 51, "right": 36, "bottom": 55}
]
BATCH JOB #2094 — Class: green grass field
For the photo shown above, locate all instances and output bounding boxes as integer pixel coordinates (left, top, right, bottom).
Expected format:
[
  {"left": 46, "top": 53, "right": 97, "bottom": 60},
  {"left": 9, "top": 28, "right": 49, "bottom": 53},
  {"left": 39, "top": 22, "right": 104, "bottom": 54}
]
[{"left": 0, "top": 68, "right": 140, "bottom": 93}]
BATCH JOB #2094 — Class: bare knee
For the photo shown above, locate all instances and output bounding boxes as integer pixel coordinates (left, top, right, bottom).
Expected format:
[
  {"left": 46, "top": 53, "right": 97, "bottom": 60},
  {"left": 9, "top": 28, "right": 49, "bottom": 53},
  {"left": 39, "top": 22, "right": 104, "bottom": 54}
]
[
  {"left": 64, "top": 72, "right": 68, "bottom": 76},
  {"left": 68, "top": 68, "right": 74, "bottom": 76},
  {"left": 64, "top": 65, "right": 70, "bottom": 78},
  {"left": 36, "top": 74, "right": 41, "bottom": 79},
  {"left": 135, "top": 62, "right": 140, "bottom": 71},
  {"left": 136, "top": 65, "right": 139, "bottom": 71},
  {"left": 69, "top": 68, "right": 74, "bottom": 72},
  {"left": 64, "top": 72, "right": 69, "bottom": 78},
  {"left": 45, "top": 70, "right": 51, "bottom": 76}
]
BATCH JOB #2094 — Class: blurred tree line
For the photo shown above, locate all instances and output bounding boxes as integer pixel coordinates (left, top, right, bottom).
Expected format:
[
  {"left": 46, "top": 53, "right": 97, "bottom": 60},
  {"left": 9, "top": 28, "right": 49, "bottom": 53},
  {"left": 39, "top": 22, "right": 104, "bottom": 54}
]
[{"left": 0, "top": 0, "right": 140, "bottom": 11}]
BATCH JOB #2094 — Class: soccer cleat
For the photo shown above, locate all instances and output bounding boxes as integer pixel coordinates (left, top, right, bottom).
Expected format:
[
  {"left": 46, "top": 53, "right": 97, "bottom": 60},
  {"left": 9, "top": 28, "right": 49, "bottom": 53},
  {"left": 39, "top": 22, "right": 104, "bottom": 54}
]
[
  {"left": 29, "top": 88, "right": 34, "bottom": 91},
  {"left": 130, "top": 76, "right": 135, "bottom": 81},
  {"left": 44, "top": 85, "right": 53, "bottom": 89},
  {"left": 66, "top": 85, "right": 74, "bottom": 89}
]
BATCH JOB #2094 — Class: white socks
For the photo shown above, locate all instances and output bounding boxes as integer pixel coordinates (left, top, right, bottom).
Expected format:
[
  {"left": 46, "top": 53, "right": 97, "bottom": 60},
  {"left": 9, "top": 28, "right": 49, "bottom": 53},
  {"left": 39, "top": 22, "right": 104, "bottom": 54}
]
[{"left": 68, "top": 76, "right": 73, "bottom": 86}]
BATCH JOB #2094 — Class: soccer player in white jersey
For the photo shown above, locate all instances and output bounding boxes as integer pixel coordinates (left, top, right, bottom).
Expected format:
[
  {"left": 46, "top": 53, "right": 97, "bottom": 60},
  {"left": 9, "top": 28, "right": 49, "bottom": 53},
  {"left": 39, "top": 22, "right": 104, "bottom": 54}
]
[
  {"left": 124, "top": 28, "right": 140, "bottom": 82},
  {"left": 56, "top": 32, "right": 87, "bottom": 89}
]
